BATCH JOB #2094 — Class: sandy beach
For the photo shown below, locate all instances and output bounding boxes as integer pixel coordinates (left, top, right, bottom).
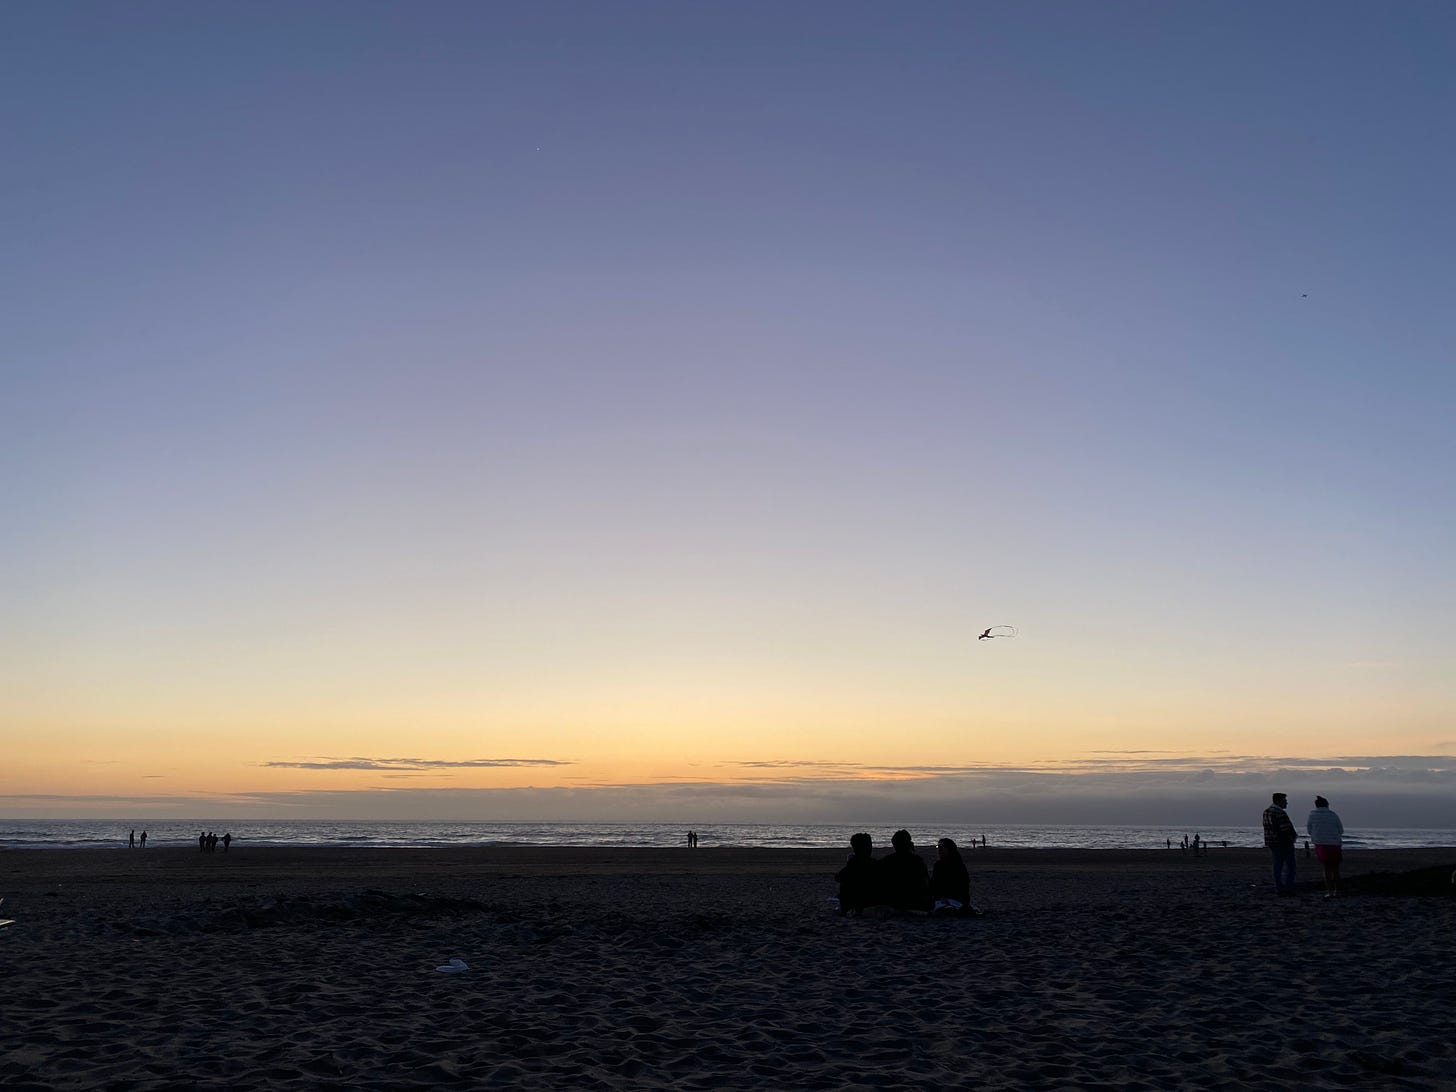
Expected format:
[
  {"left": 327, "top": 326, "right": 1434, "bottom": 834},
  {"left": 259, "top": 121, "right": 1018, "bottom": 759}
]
[{"left": 1, "top": 844, "right": 1452, "bottom": 1089}]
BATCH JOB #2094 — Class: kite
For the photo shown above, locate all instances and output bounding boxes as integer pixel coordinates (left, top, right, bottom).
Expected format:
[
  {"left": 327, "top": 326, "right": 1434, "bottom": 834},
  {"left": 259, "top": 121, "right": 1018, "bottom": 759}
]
[{"left": 977, "top": 625, "right": 1018, "bottom": 641}]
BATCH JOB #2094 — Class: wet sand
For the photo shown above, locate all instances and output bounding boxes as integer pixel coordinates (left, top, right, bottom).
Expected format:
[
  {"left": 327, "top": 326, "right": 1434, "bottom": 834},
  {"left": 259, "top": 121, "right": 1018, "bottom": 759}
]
[{"left": 2, "top": 845, "right": 1452, "bottom": 1089}]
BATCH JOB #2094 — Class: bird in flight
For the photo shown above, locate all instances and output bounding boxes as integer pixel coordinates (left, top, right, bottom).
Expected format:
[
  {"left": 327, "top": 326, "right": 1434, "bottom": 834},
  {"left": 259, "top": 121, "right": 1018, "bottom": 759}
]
[{"left": 978, "top": 625, "right": 1018, "bottom": 640}]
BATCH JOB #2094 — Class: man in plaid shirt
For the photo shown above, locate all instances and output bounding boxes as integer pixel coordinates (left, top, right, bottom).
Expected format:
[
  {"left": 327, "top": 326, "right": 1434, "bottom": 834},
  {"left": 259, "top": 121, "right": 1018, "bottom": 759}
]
[{"left": 1262, "top": 791, "right": 1298, "bottom": 895}]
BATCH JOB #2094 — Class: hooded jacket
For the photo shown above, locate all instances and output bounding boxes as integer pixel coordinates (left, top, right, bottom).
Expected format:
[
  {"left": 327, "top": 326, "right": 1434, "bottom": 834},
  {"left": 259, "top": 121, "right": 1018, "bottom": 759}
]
[{"left": 1306, "top": 806, "right": 1344, "bottom": 846}]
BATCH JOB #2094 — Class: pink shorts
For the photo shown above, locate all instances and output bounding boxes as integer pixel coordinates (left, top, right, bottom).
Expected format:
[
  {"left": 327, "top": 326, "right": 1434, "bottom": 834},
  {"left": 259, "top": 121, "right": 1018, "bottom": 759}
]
[{"left": 1314, "top": 844, "right": 1342, "bottom": 866}]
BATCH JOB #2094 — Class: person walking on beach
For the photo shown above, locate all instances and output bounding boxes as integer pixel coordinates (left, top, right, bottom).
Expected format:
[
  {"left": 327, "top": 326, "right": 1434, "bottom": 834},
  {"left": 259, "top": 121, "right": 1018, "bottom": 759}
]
[
  {"left": 222, "top": 832, "right": 232, "bottom": 853},
  {"left": 1306, "top": 796, "right": 1344, "bottom": 899},
  {"left": 1262, "top": 792, "right": 1298, "bottom": 895}
]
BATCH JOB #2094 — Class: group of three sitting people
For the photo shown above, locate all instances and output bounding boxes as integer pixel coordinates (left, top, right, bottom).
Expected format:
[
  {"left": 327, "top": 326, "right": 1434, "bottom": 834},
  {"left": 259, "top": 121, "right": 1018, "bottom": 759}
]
[{"left": 834, "top": 829, "right": 980, "bottom": 916}]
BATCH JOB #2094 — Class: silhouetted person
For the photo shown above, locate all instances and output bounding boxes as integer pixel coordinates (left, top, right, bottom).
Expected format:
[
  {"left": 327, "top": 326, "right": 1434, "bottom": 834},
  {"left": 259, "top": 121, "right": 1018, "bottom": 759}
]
[
  {"left": 1306, "top": 796, "right": 1344, "bottom": 899},
  {"left": 222, "top": 832, "right": 232, "bottom": 853},
  {"left": 129, "top": 829, "right": 135, "bottom": 849},
  {"left": 199, "top": 831, "right": 207, "bottom": 852},
  {"left": 139, "top": 831, "right": 147, "bottom": 848},
  {"left": 834, "top": 832, "right": 879, "bottom": 915},
  {"left": 1263, "top": 792, "right": 1298, "bottom": 895},
  {"left": 930, "top": 837, "right": 974, "bottom": 913},
  {"left": 876, "top": 829, "right": 931, "bottom": 913}
]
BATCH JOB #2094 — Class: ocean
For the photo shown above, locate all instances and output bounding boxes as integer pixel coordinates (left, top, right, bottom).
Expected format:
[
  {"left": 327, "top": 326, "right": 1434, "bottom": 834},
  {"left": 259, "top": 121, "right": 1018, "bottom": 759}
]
[{"left": 3, "top": 819, "right": 1453, "bottom": 851}]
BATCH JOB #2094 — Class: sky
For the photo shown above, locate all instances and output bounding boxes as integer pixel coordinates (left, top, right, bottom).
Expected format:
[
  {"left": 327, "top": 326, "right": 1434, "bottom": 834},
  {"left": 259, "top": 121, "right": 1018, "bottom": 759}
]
[{"left": 3, "top": 3, "right": 1453, "bottom": 827}]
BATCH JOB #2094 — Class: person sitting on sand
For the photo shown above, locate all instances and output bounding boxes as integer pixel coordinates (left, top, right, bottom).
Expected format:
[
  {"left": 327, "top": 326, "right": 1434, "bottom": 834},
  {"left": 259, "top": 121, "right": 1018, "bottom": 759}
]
[
  {"left": 835, "top": 832, "right": 879, "bottom": 915},
  {"left": 876, "top": 829, "right": 932, "bottom": 913},
  {"left": 930, "top": 837, "right": 978, "bottom": 914},
  {"left": 1306, "top": 796, "right": 1344, "bottom": 899}
]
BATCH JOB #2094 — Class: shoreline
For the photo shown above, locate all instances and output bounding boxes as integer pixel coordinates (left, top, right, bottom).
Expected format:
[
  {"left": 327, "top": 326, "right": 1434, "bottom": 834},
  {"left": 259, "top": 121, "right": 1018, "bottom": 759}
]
[{"left": 4, "top": 840, "right": 1453, "bottom": 867}]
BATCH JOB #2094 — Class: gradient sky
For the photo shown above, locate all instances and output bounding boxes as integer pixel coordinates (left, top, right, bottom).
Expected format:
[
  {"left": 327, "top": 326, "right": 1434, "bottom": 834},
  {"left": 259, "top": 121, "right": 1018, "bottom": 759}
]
[{"left": 4, "top": 3, "right": 1453, "bottom": 825}]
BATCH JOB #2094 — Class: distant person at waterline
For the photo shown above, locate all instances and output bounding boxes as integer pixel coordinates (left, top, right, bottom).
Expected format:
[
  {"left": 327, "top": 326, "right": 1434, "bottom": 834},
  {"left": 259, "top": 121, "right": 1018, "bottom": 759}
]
[
  {"left": 1306, "top": 796, "right": 1345, "bottom": 899},
  {"left": 1262, "top": 792, "right": 1298, "bottom": 896}
]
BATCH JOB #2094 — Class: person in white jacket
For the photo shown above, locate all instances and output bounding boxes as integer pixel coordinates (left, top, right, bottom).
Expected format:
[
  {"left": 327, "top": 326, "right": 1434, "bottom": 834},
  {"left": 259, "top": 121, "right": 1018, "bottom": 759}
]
[{"left": 1306, "top": 796, "right": 1345, "bottom": 898}]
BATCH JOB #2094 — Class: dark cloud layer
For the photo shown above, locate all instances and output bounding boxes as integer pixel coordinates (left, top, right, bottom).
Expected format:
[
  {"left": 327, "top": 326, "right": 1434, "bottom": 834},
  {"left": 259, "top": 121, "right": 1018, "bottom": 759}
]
[
  {"left": 259, "top": 757, "right": 572, "bottom": 771},
  {"left": 4, "top": 755, "right": 1453, "bottom": 826}
]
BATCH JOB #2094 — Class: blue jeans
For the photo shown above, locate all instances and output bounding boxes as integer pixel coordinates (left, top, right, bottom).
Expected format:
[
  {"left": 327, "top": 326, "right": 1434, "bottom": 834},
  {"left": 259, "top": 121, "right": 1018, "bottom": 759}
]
[{"left": 1269, "top": 844, "right": 1296, "bottom": 892}]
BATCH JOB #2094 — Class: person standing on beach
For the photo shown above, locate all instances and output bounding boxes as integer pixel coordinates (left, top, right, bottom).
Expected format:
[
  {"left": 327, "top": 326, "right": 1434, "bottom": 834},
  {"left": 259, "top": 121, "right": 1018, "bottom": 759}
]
[
  {"left": 129, "top": 830, "right": 135, "bottom": 849},
  {"left": 1306, "top": 796, "right": 1344, "bottom": 899},
  {"left": 1262, "top": 792, "right": 1298, "bottom": 895},
  {"left": 139, "top": 830, "right": 147, "bottom": 848},
  {"left": 222, "top": 832, "right": 232, "bottom": 852}
]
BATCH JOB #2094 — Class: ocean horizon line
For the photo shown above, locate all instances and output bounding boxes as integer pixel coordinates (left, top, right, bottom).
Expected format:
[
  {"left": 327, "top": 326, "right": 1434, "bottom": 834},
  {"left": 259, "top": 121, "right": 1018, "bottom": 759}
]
[{"left": 5, "top": 818, "right": 1455, "bottom": 852}]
